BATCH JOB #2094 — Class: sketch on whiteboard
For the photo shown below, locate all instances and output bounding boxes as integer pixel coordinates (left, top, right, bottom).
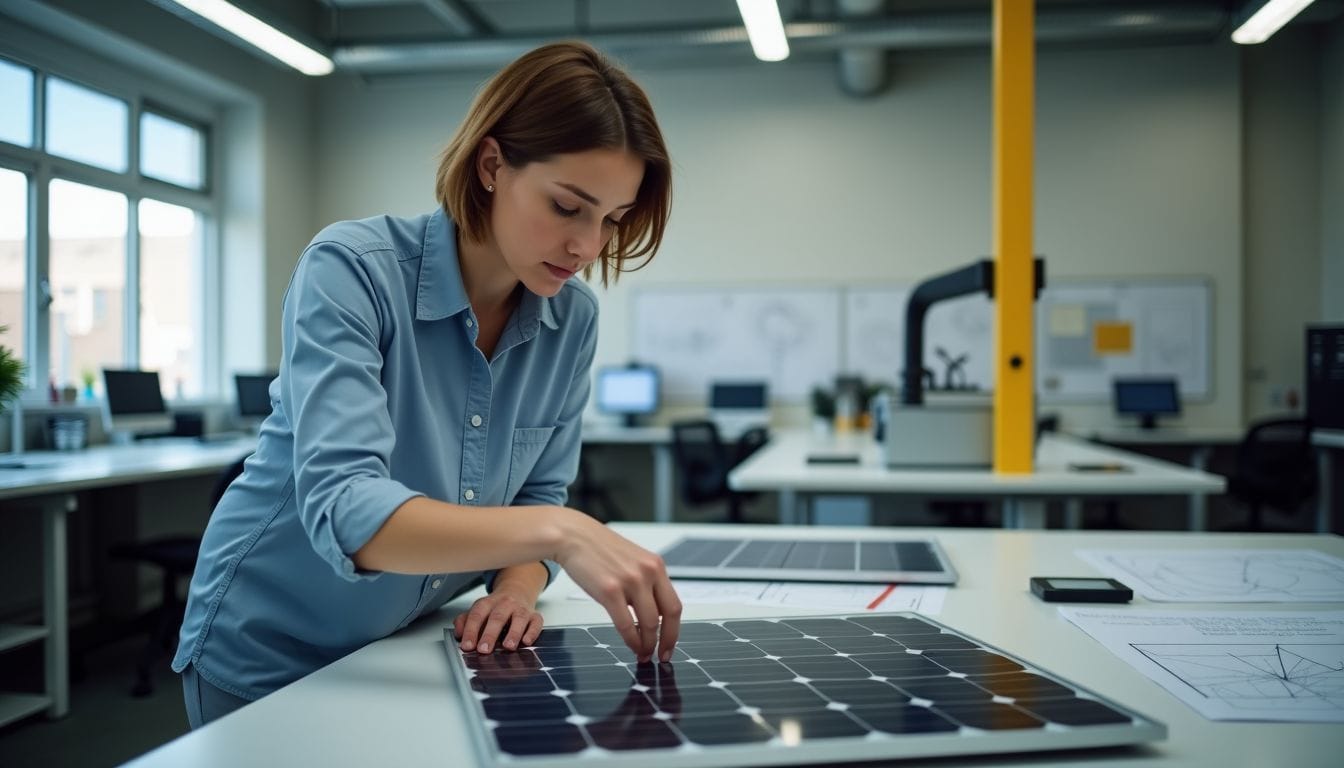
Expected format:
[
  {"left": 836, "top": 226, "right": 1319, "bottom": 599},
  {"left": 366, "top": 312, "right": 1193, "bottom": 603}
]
[{"left": 633, "top": 288, "right": 840, "bottom": 400}]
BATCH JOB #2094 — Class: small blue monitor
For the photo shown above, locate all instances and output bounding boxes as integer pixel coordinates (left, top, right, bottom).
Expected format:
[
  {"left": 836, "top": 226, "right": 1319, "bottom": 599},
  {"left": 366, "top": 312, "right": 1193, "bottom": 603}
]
[
  {"left": 596, "top": 366, "right": 659, "bottom": 426},
  {"left": 1113, "top": 377, "right": 1180, "bottom": 430}
]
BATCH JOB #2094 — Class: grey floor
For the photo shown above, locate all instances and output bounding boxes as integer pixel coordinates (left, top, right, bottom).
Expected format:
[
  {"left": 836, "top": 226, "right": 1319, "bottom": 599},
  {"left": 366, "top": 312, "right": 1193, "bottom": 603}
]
[{"left": 0, "top": 637, "right": 188, "bottom": 768}]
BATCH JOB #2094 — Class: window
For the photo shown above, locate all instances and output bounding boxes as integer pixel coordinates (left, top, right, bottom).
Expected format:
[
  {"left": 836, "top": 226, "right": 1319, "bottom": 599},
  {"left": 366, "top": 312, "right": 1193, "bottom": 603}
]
[
  {"left": 140, "top": 112, "right": 205, "bottom": 190},
  {"left": 0, "top": 51, "right": 216, "bottom": 403},
  {"left": 0, "top": 58, "right": 33, "bottom": 147},
  {"left": 0, "top": 168, "right": 27, "bottom": 369}
]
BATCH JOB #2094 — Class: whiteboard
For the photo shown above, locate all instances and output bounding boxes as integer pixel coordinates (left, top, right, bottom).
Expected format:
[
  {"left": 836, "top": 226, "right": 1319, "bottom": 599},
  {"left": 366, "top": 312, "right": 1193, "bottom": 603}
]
[
  {"left": 844, "top": 287, "right": 994, "bottom": 392},
  {"left": 1035, "top": 280, "right": 1211, "bottom": 401},
  {"left": 632, "top": 287, "right": 841, "bottom": 401}
]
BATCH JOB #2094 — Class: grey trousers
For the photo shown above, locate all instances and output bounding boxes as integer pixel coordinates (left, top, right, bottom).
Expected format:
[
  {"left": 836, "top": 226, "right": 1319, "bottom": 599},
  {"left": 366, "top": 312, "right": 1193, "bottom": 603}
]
[{"left": 181, "top": 664, "right": 253, "bottom": 729}]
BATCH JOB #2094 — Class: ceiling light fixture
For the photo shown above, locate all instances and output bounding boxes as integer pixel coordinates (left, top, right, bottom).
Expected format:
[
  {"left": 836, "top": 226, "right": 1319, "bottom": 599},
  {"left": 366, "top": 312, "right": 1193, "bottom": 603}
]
[
  {"left": 1231, "top": 0, "right": 1317, "bottom": 44},
  {"left": 161, "top": 0, "right": 334, "bottom": 75},
  {"left": 736, "top": 0, "right": 790, "bottom": 62}
]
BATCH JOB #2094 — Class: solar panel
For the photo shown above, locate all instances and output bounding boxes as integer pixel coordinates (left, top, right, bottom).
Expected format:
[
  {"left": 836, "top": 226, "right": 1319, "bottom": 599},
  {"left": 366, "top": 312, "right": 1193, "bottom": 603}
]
[
  {"left": 443, "top": 612, "right": 1164, "bottom": 767},
  {"left": 660, "top": 536, "right": 958, "bottom": 584}
]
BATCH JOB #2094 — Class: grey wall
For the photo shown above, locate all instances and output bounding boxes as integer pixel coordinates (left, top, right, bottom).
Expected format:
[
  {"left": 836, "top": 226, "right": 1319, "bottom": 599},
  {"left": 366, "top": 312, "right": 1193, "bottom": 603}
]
[
  {"left": 317, "top": 42, "right": 1244, "bottom": 432},
  {"left": 1322, "top": 16, "right": 1344, "bottom": 322},
  {"left": 1242, "top": 24, "right": 1323, "bottom": 421}
]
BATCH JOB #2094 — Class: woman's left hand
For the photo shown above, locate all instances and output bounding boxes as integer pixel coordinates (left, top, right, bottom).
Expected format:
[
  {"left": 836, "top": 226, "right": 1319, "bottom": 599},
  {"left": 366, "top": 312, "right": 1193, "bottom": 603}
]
[{"left": 453, "top": 564, "right": 547, "bottom": 654}]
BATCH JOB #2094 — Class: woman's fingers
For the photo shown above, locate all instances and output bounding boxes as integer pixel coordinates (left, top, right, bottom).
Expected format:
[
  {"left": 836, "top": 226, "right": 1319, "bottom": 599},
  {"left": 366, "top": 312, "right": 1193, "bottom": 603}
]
[
  {"left": 521, "top": 613, "right": 544, "bottom": 647},
  {"left": 458, "top": 602, "right": 492, "bottom": 650},
  {"left": 499, "top": 607, "right": 533, "bottom": 651},
  {"left": 653, "top": 577, "right": 683, "bottom": 663}
]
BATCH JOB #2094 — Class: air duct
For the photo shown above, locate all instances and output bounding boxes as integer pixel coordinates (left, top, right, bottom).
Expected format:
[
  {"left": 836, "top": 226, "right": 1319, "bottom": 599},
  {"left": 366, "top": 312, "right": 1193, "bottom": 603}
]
[
  {"left": 836, "top": 0, "right": 886, "bottom": 97},
  {"left": 333, "top": 5, "right": 1230, "bottom": 75}
]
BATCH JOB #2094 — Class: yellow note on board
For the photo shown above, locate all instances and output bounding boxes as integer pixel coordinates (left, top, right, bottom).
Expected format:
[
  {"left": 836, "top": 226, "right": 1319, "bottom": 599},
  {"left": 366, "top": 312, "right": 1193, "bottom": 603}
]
[{"left": 1093, "top": 321, "right": 1133, "bottom": 355}]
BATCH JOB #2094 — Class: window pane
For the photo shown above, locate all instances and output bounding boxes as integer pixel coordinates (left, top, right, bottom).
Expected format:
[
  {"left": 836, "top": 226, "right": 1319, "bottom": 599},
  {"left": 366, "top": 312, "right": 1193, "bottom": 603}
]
[
  {"left": 141, "top": 112, "right": 205, "bottom": 189},
  {"left": 139, "top": 199, "right": 203, "bottom": 399},
  {"left": 0, "top": 59, "right": 34, "bottom": 147},
  {"left": 46, "top": 77, "right": 128, "bottom": 172},
  {"left": 49, "top": 179, "right": 126, "bottom": 396},
  {"left": 0, "top": 168, "right": 28, "bottom": 375}
]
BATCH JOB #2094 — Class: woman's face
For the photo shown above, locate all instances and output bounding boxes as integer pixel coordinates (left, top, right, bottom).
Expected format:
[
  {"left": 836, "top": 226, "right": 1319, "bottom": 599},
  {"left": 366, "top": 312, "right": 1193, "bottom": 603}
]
[{"left": 489, "top": 147, "right": 644, "bottom": 297}]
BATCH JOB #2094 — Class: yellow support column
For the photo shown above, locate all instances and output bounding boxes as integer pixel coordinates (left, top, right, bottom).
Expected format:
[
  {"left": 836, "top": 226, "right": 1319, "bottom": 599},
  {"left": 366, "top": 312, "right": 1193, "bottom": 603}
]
[{"left": 992, "top": 0, "right": 1035, "bottom": 473}]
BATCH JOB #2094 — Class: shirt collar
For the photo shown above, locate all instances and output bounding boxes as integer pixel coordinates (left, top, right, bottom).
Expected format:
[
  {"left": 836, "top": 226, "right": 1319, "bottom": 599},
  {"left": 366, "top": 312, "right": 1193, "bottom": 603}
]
[{"left": 416, "top": 207, "right": 558, "bottom": 331}]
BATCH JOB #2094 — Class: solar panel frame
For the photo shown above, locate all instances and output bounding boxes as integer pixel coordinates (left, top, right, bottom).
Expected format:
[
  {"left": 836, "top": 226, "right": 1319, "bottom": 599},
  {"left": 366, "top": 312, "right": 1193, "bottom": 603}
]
[
  {"left": 443, "top": 612, "right": 1165, "bottom": 768},
  {"left": 660, "top": 536, "right": 959, "bottom": 584}
]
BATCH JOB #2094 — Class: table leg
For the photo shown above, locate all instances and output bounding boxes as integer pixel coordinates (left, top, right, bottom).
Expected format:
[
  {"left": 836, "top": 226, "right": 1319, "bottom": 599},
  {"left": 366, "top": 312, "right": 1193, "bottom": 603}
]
[
  {"left": 778, "top": 489, "right": 796, "bottom": 525},
  {"left": 1004, "top": 498, "right": 1046, "bottom": 529},
  {"left": 652, "top": 444, "right": 673, "bottom": 524},
  {"left": 43, "top": 495, "right": 72, "bottom": 718},
  {"left": 1064, "top": 498, "right": 1083, "bottom": 529},
  {"left": 1318, "top": 448, "right": 1334, "bottom": 534},
  {"left": 1188, "top": 445, "right": 1211, "bottom": 531}
]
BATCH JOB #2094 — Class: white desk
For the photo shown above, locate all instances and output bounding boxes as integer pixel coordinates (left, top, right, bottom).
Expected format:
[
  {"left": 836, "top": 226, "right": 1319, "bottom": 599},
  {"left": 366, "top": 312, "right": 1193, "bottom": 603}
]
[
  {"left": 580, "top": 424, "right": 673, "bottom": 524},
  {"left": 1313, "top": 429, "right": 1344, "bottom": 533},
  {"left": 0, "top": 437, "right": 257, "bottom": 725},
  {"left": 729, "top": 431, "right": 1226, "bottom": 529},
  {"left": 123, "top": 523, "right": 1344, "bottom": 768},
  {"left": 1085, "top": 426, "right": 1244, "bottom": 531}
]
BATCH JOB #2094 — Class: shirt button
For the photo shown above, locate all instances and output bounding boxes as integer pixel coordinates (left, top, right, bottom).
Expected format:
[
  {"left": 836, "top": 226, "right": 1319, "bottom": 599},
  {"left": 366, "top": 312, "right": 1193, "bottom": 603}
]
[
  {"left": 464, "top": 489, "right": 475, "bottom": 501},
  {"left": 465, "top": 317, "right": 474, "bottom": 327},
  {"left": 431, "top": 579, "right": 442, "bottom": 590},
  {"left": 470, "top": 414, "right": 482, "bottom": 427}
]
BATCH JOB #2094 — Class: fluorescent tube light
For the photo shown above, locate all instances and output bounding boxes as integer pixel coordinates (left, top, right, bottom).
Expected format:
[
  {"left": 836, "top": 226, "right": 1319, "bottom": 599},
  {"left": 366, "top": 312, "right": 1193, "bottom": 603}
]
[
  {"left": 1232, "top": 0, "right": 1317, "bottom": 44},
  {"left": 736, "top": 0, "right": 790, "bottom": 62},
  {"left": 164, "top": 0, "right": 334, "bottom": 75}
]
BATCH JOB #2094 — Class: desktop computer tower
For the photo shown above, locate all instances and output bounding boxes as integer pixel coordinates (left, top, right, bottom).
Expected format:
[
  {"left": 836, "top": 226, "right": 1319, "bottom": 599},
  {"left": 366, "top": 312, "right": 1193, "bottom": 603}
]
[{"left": 1307, "top": 325, "right": 1344, "bottom": 430}]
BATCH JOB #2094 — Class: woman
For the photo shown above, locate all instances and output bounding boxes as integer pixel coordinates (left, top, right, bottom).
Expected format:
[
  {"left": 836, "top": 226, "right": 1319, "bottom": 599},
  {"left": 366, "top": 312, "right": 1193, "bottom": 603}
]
[{"left": 173, "top": 41, "right": 681, "bottom": 728}]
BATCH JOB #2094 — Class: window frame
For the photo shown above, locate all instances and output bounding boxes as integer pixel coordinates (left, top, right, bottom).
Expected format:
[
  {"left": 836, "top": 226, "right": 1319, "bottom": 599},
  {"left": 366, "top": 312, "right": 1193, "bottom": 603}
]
[{"left": 0, "top": 45, "right": 221, "bottom": 404}]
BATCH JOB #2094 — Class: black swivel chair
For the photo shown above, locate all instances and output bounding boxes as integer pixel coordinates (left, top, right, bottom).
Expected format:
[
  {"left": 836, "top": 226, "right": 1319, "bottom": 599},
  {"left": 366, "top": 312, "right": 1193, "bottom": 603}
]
[
  {"left": 1224, "top": 418, "right": 1317, "bottom": 532},
  {"left": 111, "top": 455, "right": 247, "bottom": 696},
  {"left": 571, "top": 452, "right": 625, "bottom": 523},
  {"left": 669, "top": 420, "right": 769, "bottom": 524}
]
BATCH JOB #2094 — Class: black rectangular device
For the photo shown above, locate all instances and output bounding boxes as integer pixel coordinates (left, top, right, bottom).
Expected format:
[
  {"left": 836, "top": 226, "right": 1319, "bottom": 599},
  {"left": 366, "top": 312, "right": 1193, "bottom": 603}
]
[{"left": 1030, "top": 577, "right": 1132, "bottom": 603}]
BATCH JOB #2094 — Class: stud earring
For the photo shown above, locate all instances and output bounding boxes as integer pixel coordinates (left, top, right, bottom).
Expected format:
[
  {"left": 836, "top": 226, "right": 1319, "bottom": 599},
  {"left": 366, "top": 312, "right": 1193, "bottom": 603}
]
[{"left": 487, "top": 184, "right": 494, "bottom": 192}]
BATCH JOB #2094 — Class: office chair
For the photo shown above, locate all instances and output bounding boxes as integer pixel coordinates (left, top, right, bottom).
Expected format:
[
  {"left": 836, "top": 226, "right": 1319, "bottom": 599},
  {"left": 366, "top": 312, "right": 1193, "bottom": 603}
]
[
  {"left": 669, "top": 420, "right": 768, "bottom": 524},
  {"left": 571, "top": 452, "right": 625, "bottom": 523},
  {"left": 110, "top": 455, "right": 247, "bottom": 696},
  {"left": 1223, "top": 418, "right": 1317, "bottom": 532}
]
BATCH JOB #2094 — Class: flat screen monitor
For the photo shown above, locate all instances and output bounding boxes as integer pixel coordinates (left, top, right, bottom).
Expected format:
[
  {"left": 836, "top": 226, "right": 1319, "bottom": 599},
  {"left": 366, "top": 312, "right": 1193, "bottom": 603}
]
[
  {"left": 235, "top": 373, "right": 277, "bottom": 423},
  {"left": 709, "top": 381, "right": 768, "bottom": 410},
  {"left": 102, "top": 369, "right": 173, "bottom": 438},
  {"left": 1113, "top": 377, "right": 1180, "bottom": 429},
  {"left": 595, "top": 366, "right": 659, "bottom": 426}
]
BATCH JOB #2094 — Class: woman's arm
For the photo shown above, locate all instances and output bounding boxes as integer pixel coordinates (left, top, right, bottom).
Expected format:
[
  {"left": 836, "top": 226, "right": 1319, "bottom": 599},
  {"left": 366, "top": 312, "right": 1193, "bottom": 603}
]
[{"left": 354, "top": 496, "right": 681, "bottom": 662}]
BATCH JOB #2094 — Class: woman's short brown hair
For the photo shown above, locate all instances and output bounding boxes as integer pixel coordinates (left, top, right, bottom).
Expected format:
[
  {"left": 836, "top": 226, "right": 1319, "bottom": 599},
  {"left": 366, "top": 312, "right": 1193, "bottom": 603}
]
[{"left": 437, "top": 41, "right": 672, "bottom": 284}]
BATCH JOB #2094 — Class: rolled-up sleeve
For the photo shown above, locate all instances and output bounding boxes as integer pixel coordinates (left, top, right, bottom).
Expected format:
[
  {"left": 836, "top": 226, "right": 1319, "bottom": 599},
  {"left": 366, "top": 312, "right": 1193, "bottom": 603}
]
[
  {"left": 281, "top": 240, "right": 423, "bottom": 581},
  {"left": 495, "top": 306, "right": 598, "bottom": 592}
]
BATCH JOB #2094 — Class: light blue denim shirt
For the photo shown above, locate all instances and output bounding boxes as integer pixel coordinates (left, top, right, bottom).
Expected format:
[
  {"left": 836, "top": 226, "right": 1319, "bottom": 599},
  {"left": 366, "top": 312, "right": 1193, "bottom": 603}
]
[{"left": 172, "top": 208, "right": 596, "bottom": 700}]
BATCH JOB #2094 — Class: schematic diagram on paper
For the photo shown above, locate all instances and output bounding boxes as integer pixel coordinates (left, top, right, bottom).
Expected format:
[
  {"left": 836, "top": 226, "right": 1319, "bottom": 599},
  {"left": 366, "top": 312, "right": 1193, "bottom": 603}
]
[
  {"left": 1076, "top": 549, "right": 1344, "bottom": 602},
  {"left": 1131, "top": 643, "right": 1344, "bottom": 715}
]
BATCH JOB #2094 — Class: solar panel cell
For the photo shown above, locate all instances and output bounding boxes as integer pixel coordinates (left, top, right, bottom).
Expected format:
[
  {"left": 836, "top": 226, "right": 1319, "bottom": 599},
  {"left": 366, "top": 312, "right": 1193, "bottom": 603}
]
[{"left": 445, "top": 613, "right": 1165, "bottom": 766}]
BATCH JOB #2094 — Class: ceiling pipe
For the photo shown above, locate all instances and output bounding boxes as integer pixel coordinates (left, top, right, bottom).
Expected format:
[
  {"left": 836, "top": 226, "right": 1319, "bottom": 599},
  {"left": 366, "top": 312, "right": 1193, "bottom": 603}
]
[
  {"left": 332, "top": 5, "right": 1230, "bottom": 74},
  {"left": 836, "top": 0, "right": 887, "bottom": 97}
]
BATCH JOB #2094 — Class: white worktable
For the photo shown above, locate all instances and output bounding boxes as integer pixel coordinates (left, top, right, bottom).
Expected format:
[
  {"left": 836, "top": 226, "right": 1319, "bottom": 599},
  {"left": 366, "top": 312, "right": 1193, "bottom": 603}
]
[
  {"left": 0, "top": 437, "right": 257, "bottom": 725},
  {"left": 122, "top": 523, "right": 1344, "bottom": 768},
  {"left": 728, "top": 431, "right": 1226, "bottom": 529}
]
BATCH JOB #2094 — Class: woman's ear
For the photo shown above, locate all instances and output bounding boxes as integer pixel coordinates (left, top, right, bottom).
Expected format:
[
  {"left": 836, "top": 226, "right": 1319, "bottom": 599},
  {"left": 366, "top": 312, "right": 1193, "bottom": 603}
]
[{"left": 476, "top": 137, "right": 504, "bottom": 191}]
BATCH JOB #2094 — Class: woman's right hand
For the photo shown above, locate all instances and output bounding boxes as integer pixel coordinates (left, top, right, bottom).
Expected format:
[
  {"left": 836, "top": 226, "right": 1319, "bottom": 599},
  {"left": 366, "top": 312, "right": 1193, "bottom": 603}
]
[{"left": 553, "top": 510, "right": 682, "bottom": 663}]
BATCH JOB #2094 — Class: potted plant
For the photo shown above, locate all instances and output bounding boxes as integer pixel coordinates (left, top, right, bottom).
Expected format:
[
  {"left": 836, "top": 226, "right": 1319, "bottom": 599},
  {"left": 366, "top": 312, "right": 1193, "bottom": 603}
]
[{"left": 0, "top": 325, "right": 23, "bottom": 413}]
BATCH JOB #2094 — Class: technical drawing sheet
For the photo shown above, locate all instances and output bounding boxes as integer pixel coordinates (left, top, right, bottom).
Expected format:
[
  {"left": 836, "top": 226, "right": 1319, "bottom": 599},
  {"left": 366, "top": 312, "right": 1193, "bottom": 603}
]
[
  {"left": 568, "top": 581, "right": 946, "bottom": 614},
  {"left": 1075, "top": 549, "right": 1344, "bottom": 602},
  {"left": 1060, "top": 607, "right": 1344, "bottom": 722}
]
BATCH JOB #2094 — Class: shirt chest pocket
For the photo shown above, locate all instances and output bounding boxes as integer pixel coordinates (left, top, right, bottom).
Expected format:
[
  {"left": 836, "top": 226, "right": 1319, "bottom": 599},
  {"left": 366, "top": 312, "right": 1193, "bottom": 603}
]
[{"left": 505, "top": 426, "right": 555, "bottom": 503}]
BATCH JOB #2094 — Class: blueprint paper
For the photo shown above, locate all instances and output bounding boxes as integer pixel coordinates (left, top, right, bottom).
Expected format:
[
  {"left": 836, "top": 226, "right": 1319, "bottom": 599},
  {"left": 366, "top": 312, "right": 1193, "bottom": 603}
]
[
  {"left": 1060, "top": 607, "right": 1344, "bottom": 722},
  {"left": 1075, "top": 549, "right": 1344, "bottom": 602}
]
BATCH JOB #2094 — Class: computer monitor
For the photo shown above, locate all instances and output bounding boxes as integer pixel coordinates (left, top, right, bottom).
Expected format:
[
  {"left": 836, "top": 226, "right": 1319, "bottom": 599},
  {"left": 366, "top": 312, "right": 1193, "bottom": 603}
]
[
  {"left": 595, "top": 365, "right": 660, "bottom": 427},
  {"left": 102, "top": 369, "right": 173, "bottom": 440},
  {"left": 1113, "top": 377, "right": 1180, "bottom": 430},
  {"left": 234, "top": 372, "right": 277, "bottom": 428},
  {"left": 709, "top": 381, "right": 769, "bottom": 436}
]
